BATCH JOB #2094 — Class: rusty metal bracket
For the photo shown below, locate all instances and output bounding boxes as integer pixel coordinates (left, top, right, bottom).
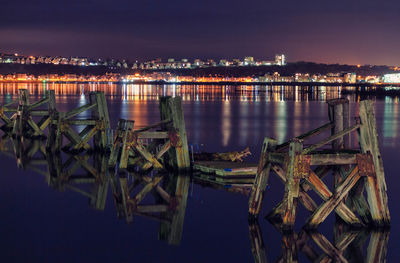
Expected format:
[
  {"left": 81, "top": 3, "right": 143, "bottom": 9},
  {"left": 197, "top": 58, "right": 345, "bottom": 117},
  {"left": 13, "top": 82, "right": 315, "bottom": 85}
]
[
  {"left": 295, "top": 154, "right": 311, "bottom": 179},
  {"left": 356, "top": 153, "right": 375, "bottom": 177},
  {"left": 168, "top": 129, "right": 181, "bottom": 147}
]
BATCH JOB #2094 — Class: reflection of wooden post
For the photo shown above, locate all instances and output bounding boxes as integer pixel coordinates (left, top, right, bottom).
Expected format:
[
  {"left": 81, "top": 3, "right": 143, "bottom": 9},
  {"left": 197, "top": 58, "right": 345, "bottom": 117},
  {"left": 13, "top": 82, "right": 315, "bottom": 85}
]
[
  {"left": 281, "top": 233, "right": 298, "bottom": 262},
  {"left": 158, "top": 173, "right": 190, "bottom": 245},
  {"left": 358, "top": 100, "right": 390, "bottom": 226},
  {"left": 249, "top": 137, "right": 277, "bottom": 219},
  {"left": 366, "top": 231, "right": 390, "bottom": 263},
  {"left": 46, "top": 90, "right": 57, "bottom": 151},
  {"left": 90, "top": 153, "right": 109, "bottom": 210},
  {"left": 167, "top": 173, "right": 190, "bottom": 245},
  {"left": 159, "top": 96, "right": 190, "bottom": 171},
  {"left": 248, "top": 222, "right": 267, "bottom": 263}
]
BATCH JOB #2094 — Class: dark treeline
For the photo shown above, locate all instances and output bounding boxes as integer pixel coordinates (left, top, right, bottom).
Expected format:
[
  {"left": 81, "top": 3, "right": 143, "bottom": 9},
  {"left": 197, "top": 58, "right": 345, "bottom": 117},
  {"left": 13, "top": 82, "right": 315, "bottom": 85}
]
[
  {"left": 0, "top": 62, "right": 396, "bottom": 77},
  {"left": 0, "top": 63, "right": 131, "bottom": 75}
]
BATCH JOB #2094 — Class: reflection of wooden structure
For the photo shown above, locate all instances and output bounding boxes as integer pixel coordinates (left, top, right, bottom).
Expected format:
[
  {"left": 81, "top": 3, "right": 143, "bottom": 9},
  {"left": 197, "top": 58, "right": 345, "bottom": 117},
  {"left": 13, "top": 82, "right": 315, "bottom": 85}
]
[
  {"left": 272, "top": 223, "right": 390, "bottom": 263},
  {"left": 0, "top": 134, "right": 190, "bottom": 245},
  {"left": 249, "top": 99, "right": 390, "bottom": 230},
  {"left": 109, "top": 170, "right": 190, "bottom": 245}
]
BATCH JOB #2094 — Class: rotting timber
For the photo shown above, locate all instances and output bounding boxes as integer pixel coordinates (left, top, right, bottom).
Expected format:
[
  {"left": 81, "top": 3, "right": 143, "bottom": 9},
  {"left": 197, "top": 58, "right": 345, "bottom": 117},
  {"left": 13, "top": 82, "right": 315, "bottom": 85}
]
[{"left": 248, "top": 98, "right": 390, "bottom": 230}]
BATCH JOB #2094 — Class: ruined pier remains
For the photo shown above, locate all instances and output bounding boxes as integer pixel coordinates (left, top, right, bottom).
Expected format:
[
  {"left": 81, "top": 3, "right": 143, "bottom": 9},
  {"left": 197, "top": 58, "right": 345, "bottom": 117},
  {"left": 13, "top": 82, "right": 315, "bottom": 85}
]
[{"left": 249, "top": 98, "right": 390, "bottom": 230}]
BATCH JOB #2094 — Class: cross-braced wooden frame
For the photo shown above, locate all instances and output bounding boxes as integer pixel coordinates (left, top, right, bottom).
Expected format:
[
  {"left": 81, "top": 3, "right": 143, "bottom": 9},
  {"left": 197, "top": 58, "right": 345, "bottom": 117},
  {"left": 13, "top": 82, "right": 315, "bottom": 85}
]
[{"left": 249, "top": 99, "right": 390, "bottom": 230}]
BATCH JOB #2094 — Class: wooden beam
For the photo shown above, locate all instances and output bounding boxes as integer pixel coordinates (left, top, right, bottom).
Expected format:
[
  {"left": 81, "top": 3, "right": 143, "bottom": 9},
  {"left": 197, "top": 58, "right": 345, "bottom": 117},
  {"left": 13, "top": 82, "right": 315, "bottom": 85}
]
[
  {"left": 302, "top": 124, "right": 361, "bottom": 154},
  {"left": 276, "top": 122, "right": 333, "bottom": 152},
  {"left": 306, "top": 166, "right": 361, "bottom": 228},
  {"left": 249, "top": 137, "right": 277, "bottom": 218}
]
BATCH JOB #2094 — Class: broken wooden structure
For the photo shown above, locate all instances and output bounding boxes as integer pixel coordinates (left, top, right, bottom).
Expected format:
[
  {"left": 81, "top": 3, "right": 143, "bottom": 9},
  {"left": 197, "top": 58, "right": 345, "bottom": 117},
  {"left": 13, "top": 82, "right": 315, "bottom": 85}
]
[
  {"left": 108, "top": 96, "right": 190, "bottom": 172},
  {"left": 0, "top": 89, "right": 54, "bottom": 138},
  {"left": 249, "top": 98, "right": 390, "bottom": 230},
  {"left": 46, "top": 91, "right": 111, "bottom": 152}
]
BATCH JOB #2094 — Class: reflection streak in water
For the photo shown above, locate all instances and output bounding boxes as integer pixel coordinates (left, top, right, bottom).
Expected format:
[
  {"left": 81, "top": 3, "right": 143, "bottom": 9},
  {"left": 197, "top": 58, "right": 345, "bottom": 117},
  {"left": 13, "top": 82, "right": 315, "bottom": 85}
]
[{"left": 0, "top": 132, "right": 391, "bottom": 262}]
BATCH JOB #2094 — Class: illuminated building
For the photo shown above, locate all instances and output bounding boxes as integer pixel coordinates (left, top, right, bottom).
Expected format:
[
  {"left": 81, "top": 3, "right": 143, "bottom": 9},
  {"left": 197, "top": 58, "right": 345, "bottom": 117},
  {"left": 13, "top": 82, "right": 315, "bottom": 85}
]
[
  {"left": 244, "top": 56, "right": 254, "bottom": 66},
  {"left": 275, "top": 54, "right": 286, "bottom": 66},
  {"left": 343, "top": 73, "right": 357, "bottom": 83},
  {"left": 383, "top": 73, "right": 400, "bottom": 83}
]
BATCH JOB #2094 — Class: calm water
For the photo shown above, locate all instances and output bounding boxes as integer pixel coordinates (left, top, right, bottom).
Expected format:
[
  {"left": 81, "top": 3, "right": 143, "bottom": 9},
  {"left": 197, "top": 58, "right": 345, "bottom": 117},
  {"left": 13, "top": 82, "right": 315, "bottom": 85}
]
[{"left": 0, "top": 82, "right": 399, "bottom": 262}]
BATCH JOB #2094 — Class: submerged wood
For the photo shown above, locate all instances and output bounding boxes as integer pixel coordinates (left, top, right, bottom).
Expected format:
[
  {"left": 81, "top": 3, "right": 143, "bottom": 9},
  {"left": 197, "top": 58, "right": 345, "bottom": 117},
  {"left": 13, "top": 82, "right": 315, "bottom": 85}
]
[{"left": 193, "top": 147, "right": 252, "bottom": 162}]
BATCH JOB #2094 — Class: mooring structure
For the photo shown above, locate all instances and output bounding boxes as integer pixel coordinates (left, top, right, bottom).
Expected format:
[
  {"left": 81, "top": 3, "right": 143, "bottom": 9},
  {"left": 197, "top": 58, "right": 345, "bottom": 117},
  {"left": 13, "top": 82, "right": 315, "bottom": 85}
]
[{"left": 249, "top": 98, "right": 390, "bottom": 229}]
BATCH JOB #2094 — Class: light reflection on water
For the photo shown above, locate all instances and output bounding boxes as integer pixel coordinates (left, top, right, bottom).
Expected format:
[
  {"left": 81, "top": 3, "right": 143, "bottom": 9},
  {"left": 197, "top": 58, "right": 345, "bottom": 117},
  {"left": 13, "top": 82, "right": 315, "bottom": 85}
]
[{"left": 0, "top": 82, "right": 399, "bottom": 262}]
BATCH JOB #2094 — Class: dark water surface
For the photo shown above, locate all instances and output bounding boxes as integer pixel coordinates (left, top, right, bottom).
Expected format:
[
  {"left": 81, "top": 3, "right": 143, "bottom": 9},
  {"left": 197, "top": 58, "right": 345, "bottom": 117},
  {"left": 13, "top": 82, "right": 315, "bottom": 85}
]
[{"left": 0, "top": 83, "right": 399, "bottom": 262}]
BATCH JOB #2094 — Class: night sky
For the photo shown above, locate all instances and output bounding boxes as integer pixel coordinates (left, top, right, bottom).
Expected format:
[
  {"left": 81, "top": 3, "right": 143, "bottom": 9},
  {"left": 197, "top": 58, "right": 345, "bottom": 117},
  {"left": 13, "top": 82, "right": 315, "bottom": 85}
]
[{"left": 1, "top": 0, "right": 400, "bottom": 65}]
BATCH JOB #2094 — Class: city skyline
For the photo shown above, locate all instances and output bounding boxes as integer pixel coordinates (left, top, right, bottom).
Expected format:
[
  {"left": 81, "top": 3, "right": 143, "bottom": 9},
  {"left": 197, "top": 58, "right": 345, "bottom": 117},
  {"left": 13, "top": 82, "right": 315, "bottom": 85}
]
[{"left": 1, "top": 0, "right": 400, "bottom": 66}]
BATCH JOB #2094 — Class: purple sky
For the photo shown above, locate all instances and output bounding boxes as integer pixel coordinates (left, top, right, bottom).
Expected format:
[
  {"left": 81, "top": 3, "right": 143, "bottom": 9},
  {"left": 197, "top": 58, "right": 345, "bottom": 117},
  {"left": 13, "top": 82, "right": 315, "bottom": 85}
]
[{"left": 1, "top": 0, "right": 400, "bottom": 65}]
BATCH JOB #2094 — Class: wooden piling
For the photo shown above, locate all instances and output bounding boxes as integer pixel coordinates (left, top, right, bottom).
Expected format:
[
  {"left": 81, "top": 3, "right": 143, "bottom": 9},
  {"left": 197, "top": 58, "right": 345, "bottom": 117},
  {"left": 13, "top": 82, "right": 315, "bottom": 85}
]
[
  {"left": 281, "top": 139, "right": 303, "bottom": 230},
  {"left": 159, "top": 96, "right": 190, "bottom": 171},
  {"left": 358, "top": 100, "right": 390, "bottom": 226}
]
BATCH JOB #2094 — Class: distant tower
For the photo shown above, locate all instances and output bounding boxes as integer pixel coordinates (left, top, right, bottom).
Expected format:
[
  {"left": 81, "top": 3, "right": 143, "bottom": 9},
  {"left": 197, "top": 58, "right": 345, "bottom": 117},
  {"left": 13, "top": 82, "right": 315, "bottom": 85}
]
[{"left": 275, "top": 54, "right": 286, "bottom": 66}]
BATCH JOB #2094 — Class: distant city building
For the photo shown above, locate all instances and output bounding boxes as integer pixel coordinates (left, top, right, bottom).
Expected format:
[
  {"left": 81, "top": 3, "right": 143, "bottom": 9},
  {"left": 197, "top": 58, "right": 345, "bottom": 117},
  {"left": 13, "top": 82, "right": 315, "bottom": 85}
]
[
  {"left": 275, "top": 54, "right": 286, "bottom": 66},
  {"left": 244, "top": 56, "right": 255, "bottom": 66},
  {"left": 383, "top": 73, "right": 400, "bottom": 83},
  {"left": 343, "top": 73, "right": 357, "bottom": 83}
]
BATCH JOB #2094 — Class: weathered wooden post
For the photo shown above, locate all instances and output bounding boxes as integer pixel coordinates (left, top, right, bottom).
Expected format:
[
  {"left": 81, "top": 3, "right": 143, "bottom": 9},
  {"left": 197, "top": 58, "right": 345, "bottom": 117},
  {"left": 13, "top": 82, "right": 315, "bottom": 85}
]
[
  {"left": 159, "top": 96, "right": 190, "bottom": 171},
  {"left": 281, "top": 139, "right": 303, "bottom": 230},
  {"left": 328, "top": 98, "right": 348, "bottom": 191},
  {"left": 248, "top": 137, "right": 277, "bottom": 219},
  {"left": 89, "top": 92, "right": 111, "bottom": 151},
  {"left": 12, "top": 89, "right": 30, "bottom": 137},
  {"left": 358, "top": 100, "right": 390, "bottom": 226}
]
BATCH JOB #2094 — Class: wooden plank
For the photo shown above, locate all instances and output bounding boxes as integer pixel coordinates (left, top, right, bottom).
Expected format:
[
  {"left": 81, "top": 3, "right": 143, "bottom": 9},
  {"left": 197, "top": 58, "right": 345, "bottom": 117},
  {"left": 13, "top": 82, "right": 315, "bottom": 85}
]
[
  {"left": 134, "top": 141, "right": 164, "bottom": 169},
  {"left": 27, "top": 118, "right": 45, "bottom": 136},
  {"left": 305, "top": 168, "right": 361, "bottom": 225},
  {"left": 64, "top": 103, "right": 97, "bottom": 120},
  {"left": 276, "top": 122, "right": 333, "bottom": 152},
  {"left": 302, "top": 124, "right": 360, "bottom": 154},
  {"left": 134, "top": 119, "right": 172, "bottom": 132},
  {"left": 306, "top": 166, "right": 361, "bottom": 228},
  {"left": 136, "top": 131, "right": 169, "bottom": 139},
  {"left": 309, "top": 153, "right": 357, "bottom": 165},
  {"left": 271, "top": 164, "right": 318, "bottom": 213},
  {"left": 62, "top": 124, "right": 91, "bottom": 150},
  {"left": 249, "top": 137, "right": 277, "bottom": 218},
  {"left": 27, "top": 97, "right": 49, "bottom": 110}
]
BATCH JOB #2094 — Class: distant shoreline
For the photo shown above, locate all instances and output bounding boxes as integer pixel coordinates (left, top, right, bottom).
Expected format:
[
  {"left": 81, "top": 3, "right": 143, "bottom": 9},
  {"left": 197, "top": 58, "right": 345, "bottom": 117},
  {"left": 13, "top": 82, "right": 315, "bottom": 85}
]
[{"left": 0, "top": 80, "right": 399, "bottom": 87}]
